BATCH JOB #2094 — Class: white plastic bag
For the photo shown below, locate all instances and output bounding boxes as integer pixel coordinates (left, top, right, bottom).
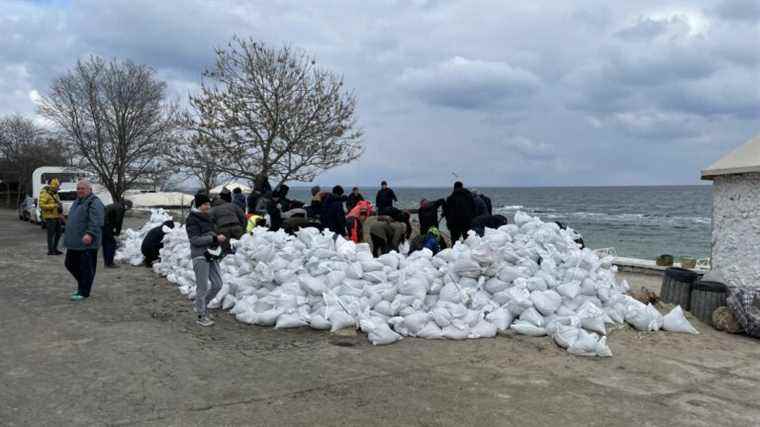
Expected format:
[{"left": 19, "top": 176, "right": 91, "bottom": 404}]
[{"left": 662, "top": 306, "right": 699, "bottom": 334}]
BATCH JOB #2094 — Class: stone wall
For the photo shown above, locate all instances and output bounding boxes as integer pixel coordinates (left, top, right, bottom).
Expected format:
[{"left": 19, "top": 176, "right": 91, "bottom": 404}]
[{"left": 711, "top": 173, "right": 760, "bottom": 288}]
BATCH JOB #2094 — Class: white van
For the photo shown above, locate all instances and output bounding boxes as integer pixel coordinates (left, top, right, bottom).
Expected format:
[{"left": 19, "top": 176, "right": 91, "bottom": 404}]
[{"left": 31, "top": 166, "right": 113, "bottom": 224}]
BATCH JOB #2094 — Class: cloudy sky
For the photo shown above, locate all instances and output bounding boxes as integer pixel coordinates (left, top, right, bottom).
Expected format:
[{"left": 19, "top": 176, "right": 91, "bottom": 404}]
[{"left": 1, "top": 0, "right": 758, "bottom": 187}]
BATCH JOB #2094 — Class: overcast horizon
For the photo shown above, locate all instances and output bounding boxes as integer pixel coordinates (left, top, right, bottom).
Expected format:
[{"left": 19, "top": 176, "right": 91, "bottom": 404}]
[{"left": 1, "top": 0, "right": 758, "bottom": 188}]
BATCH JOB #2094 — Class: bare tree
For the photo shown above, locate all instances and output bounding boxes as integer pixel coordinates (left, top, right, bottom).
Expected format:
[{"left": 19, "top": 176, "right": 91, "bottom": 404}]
[
  {"left": 0, "top": 115, "right": 68, "bottom": 205},
  {"left": 188, "top": 36, "right": 363, "bottom": 187},
  {"left": 39, "top": 56, "right": 178, "bottom": 202},
  {"left": 162, "top": 132, "right": 222, "bottom": 194}
]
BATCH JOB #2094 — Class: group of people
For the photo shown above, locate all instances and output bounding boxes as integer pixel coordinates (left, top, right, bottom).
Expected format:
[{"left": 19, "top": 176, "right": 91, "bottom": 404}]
[{"left": 41, "top": 174, "right": 510, "bottom": 328}]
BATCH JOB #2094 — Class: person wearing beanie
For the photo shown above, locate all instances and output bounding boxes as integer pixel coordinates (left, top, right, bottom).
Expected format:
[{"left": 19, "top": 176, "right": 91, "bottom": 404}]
[
  {"left": 186, "top": 193, "right": 226, "bottom": 326},
  {"left": 39, "top": 178, "right": 64, "bottom": 255},
  {"left": 140, "top": 220, "right": 175, "bottom": 266}
]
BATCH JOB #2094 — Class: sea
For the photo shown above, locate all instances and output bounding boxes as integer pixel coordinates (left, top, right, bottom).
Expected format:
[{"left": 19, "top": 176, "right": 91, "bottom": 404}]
[{"left": 286, "top": 185, "right": 712, "bottom": 260}]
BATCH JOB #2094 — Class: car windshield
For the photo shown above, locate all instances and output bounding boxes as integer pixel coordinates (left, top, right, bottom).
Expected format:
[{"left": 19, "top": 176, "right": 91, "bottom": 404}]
[
  {"left": 41, "top": 172, "right": 80, "bottom": 185},
  {"left": 59, "top": 191, "right": 77, "bottom": 201}
]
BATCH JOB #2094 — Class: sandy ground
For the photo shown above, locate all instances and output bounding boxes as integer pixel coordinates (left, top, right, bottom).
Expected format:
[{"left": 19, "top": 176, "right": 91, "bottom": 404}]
[{"left": 1, "top": 209, "right": 759, "bottom": 427}]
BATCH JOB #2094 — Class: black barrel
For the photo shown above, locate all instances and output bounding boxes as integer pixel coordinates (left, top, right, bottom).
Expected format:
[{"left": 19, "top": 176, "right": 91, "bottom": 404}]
[
  {"left": 661, "top": 267, "right": 700, "bottom": 310},
  {"left": 689, "top": 281, "right": 729, "bottom": 326}
]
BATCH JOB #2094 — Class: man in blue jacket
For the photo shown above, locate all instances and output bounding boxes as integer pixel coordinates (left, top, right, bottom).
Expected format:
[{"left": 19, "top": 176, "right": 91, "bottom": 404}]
[{"left": 63, "top": 179, "right": 105, "bottom": 301}]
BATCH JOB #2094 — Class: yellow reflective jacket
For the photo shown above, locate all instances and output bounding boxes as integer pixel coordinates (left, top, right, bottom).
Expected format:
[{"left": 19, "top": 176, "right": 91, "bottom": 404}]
[
  {"left": 38, "top": 187, "right": 61, "bottom": 220},
  {"left": 246, "top": 214, "right": 263, "bottom": 234}
]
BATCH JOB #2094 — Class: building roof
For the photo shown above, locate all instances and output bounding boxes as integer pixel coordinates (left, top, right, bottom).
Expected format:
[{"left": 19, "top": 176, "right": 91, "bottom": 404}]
[
  {"left": 125, "top": 192, "right": 194, "bottom": 208},
  {"left": 702, "top": 134, "right": 760, "bottom": 180}
]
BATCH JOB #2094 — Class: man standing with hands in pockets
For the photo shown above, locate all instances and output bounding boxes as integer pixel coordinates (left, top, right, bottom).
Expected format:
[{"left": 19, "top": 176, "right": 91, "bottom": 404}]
[{"left": 63, "top": 179, "right": 105, "bottom": 301}]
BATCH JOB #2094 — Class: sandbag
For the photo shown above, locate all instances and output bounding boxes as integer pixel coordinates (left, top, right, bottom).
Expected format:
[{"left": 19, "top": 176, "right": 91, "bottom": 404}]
[{"left": 662, "top": 306, "right": 699, "bottom": 334}]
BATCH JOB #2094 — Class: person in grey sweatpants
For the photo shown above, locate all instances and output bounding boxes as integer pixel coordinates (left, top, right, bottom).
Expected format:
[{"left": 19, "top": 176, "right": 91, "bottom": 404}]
[
  {"left": 185, "top": 193, "right": 226, "bottom": 326},
  {"left": 192, "top": 257, "right": 223, "bottom": 319}
]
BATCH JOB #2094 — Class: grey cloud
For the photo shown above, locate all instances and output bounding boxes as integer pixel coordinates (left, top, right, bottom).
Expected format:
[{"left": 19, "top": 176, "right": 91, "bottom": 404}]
[
  {"left": 0, "top": 0, "right": 757, "bottom": 187},
  {"left": 714, "top": 0, "right": 760, "bottom": 21},
  {"left": 398, "top": 57, "right": 540, "bottom": 110}
]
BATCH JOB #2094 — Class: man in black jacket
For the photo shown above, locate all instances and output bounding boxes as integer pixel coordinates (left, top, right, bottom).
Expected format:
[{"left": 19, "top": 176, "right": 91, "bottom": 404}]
[
  {"left": 375, "top": 181, "right": 397, "bottom": 215},
  {"left": 418, "top": 198, "right": 446, "bottom": 236},
  {"left": 444, "top": 181, "right": 476, "bottom": 243},
  {"left": 141, "top": 220, "right": 175, "bottom": 266},
  {"left": 102, "top": 200, "right": 132, "bottom": 268},
  {"left": 320, "top": 185, "right": 348, "bottom": 237}
]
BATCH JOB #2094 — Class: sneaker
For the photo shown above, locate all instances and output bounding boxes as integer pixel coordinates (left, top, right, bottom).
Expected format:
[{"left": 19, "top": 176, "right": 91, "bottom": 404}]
[
  {"left": 70, "top": 294, "right": 85, "bottom": 301},
  {"left": 105, "top": 264, "right": 120, "bottom": 269},
  {"left": 53, "top": 250, "right": 63, "bottom": 255},
  {"left": 197, "top": 316, "right": 214, "bottom": 327},
  {"left": 47, "top": 251, "right": 55, "bottom": 256}
]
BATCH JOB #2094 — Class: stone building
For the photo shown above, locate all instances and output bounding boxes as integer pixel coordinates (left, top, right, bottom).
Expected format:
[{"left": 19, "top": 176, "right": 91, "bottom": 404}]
[{"left": 701, "top": 135, "right": 760, "bottom": 288}]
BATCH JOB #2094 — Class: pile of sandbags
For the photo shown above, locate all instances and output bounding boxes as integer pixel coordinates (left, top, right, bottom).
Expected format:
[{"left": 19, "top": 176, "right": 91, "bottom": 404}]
[
  {"left": 114, "top": 209, "right": 173, "bottom": 266},
  {"left": 122, "top": 210, "right": 698, "bottom": 356}
]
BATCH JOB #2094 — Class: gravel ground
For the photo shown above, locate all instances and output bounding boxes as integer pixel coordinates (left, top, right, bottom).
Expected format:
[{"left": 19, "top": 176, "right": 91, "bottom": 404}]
[{"left": 1, "top": 209, "right": 759, "bottom": 427}]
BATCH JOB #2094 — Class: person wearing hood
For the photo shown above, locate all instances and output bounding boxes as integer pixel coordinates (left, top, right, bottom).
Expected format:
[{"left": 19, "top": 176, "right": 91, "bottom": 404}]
[
  {"left": 418, "top": 198, "right": 446, "bottom": 237},
  {"left": 39, "top": 178, "right": 64, "bottom": 255},
  {"left": 141, "top": 220, "right": 175, "bottom": 266},
  {"left": 410, "top": 226, "right": 447, "bottom": 255},
  {"left": 444, "top": 181, "right": 476, "bottom": 243},
  {"left": 471, "top": 190, "right": 489, "bottom": 217},
  {"left": 232, "top": 187, "right": 247, "bottom": 210},
  {"left": 320, "top": 185, "right": 348, "bottom": 237},
  {"left": 210, "top": 187, "right": 246, "bottom": 254},
  {"left": 346, "top": 200, "right": 373, "bottom": 243},
  {"left": 63, "top": 179, "right": 105, "bottom": 301},
  {"left": 102, "top": 200, "right": 132, "bottom": 268},
  {"left": 186, "top": 193, "right": 227, "bottom": 327}
]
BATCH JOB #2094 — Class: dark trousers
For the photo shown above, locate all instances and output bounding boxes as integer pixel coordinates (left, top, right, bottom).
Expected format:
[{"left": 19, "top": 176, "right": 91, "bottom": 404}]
[
  {"left": 102, "top": 228, "right": 117, "bottom": 266},
  {"left": 217, "top": 224, "right": 244, "bottom": 254},
  {"left": 65, "top": 249, "right": 98, "bottom": 297},
  {"left": 449, "top": 226, "right": 466, "bottom": 244},
  {"left": 45, "top": 219, "right": 62, "bottom": 253},
  {"left": 371, "top": 235, "right": 388, "bottom": 257}
]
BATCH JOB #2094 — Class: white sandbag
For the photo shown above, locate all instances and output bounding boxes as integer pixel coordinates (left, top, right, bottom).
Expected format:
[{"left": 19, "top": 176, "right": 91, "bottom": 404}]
[
  {"left": 484, "top": 277, "right": 508, "bottom": 294},
  {"left": 431, "top": 306, "right": 453, "bottom": 328},
  {"left": 531, "top": 290, "right": 562, "bottom": 316},
  {"left": 309, "top": 314, "right": 332, "bottom": 330},
  {"left": 299, "top": 274, "right": 326, "bottom": 296},
  {"left": 469, "top": 320, "right": 497, "bottom": 338},
  {"left": 367, "top": 322, "right": 402, "bottom": 345},
  {"left": 511, "top": 320, "right": 547, "bottom": 337},
  {"left": 442, "top": 325, "right": 470, "bottom": 340},
  {"left": 662, "top": 306, "right": 699, "bottom": 334},
  {"left": 519, "top": 307, "right": 545, "bottom": 327},
  {"left": 402, "top": 312, "right": 431, "bottom": 335},
  {"left": 275, "top": 313, "right": 308, "bottom": 329},
  {"left": 254, "top": 308, "right": 283, "bottom": 326},
  {"left": 485, "top": 308, "right": 513, "bottom": 332},
  {"left": 553, "top": 324, "right": 581, "bottom": 349},
  {"left": 556, "top": 281, "right": 581, "bottom": 299},
  {"left": 625, "top": 303, "right": 663, "bottom": 331},
  {"left": 329, "top": 310, "right": 356, "bottom": 332},
  {"left": 417, "top": 321, "right": 444, "bottom": 339}
]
